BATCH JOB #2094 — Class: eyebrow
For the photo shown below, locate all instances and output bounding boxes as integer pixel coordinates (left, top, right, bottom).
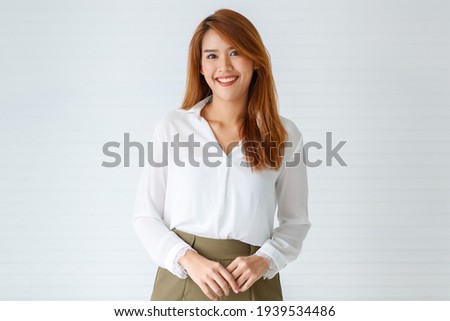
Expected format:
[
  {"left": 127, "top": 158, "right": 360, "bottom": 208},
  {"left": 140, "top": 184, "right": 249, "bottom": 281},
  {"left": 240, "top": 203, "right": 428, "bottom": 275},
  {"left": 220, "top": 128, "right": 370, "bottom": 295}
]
[{"left": 203, "top": 47, "right": 235, "bottom": 53}]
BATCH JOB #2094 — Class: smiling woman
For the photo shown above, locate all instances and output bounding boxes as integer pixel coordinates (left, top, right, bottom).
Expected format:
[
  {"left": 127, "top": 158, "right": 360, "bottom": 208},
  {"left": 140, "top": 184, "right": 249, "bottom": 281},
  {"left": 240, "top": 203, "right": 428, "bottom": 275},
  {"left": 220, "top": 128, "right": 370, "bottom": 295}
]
[
  {"left": 132, "top": 8, "right": 311, "bottom": 301},
  {"left": 200, "top": 32, "right": 255, "bottom": 103},
  {"left": 181, "top": 9, "right": 290, "bottom": 171}
]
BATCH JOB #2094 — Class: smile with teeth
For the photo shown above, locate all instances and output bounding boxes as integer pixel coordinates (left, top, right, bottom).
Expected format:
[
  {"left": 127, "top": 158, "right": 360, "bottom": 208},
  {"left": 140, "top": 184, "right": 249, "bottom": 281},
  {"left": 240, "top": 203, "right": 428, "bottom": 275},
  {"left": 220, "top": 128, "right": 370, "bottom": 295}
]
[{"left": 215, "top": 76, "right": 239, "bottom": 85}]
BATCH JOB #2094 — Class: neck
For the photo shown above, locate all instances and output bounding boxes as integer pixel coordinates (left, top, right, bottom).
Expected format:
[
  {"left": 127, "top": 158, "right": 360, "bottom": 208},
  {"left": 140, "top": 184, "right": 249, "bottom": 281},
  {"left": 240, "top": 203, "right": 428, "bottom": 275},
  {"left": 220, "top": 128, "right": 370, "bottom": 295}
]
[{"left": 203, "top": 95, "right": 247, "bottom": 127}]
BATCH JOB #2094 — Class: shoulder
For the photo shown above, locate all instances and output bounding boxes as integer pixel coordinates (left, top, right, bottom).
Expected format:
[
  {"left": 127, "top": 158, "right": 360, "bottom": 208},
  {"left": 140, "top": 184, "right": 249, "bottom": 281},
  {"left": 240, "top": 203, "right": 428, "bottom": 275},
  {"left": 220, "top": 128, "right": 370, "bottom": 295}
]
[
  {"left": 278, "top": 115, "right": 304, "bottom": 148},
  {"left": 154, "top": 109, "right": 183, "bottom": 129},
  {"left": 152, "top": 107, "right": 196, "bottom": 140}
]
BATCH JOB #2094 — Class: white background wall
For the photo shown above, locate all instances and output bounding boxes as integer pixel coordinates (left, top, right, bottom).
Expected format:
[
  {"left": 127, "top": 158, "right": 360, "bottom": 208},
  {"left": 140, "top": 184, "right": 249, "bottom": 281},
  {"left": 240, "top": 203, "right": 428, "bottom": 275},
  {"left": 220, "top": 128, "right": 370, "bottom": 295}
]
[{"left": 1, "top": 0, "right": 449, "bottom": 300}]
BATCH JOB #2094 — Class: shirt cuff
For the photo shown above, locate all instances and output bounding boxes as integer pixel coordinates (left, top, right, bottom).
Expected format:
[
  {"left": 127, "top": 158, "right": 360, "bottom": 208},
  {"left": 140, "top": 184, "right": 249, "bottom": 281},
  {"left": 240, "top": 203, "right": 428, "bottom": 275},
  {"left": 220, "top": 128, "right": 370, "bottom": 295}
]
[
  {"left": 254, "top": 249, "right": 279, "bottom": 280},
  {"left": 172, "top": 246, "right": 197, "bottom": 279}
]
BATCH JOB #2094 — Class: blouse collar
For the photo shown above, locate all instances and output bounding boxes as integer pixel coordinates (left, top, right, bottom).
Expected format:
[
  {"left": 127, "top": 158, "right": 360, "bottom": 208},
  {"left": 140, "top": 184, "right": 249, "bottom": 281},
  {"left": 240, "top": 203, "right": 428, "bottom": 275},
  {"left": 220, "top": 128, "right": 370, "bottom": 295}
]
[{"left": 182, "top": 95, "right": 213, "bottom": 120}]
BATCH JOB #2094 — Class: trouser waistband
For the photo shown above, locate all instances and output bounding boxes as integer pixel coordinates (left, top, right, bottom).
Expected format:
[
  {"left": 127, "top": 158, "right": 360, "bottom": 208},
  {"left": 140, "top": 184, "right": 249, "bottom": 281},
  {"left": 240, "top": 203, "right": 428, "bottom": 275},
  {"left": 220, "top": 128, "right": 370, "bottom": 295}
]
[{"left": 173, "top": 228, "right": 260, "bottom": 259}]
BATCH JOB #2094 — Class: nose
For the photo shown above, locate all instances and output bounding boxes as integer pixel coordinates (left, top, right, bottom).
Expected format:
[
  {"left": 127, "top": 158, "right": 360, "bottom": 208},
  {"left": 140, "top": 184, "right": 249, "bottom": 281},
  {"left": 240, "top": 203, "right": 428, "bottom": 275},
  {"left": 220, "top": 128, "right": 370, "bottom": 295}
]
[{"left": 218, "top": 55, "right": 232, "bottom": 72}]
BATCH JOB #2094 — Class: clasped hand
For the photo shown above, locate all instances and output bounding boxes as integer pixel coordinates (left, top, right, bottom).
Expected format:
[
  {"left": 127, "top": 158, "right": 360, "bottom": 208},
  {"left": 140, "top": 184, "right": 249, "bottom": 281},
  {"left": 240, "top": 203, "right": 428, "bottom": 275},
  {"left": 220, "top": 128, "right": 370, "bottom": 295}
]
[{"left": 178, "top": 250, "right": 269, "bottom": 301}]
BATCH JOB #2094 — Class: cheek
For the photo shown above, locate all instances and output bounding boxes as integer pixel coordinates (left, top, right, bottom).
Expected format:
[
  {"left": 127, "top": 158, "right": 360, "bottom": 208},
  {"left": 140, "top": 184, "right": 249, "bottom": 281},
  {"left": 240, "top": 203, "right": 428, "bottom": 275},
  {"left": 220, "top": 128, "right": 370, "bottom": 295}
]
[
  {"left": 236, "top": 59, "right": 254, "bottom": 74},
  {"left": 201, "top": 59, "right": 213, "bottom": 72},
  {"left": 201, "top": 67, "right": 213, "bottom": 80}
]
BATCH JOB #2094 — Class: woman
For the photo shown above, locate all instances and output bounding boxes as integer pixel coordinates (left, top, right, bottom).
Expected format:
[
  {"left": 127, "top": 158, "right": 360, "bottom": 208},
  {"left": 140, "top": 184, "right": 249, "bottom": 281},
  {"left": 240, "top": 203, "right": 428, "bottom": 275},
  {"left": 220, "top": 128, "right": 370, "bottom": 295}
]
[{"left": 132, "top": 8, "right": 311, "bottom": 301}]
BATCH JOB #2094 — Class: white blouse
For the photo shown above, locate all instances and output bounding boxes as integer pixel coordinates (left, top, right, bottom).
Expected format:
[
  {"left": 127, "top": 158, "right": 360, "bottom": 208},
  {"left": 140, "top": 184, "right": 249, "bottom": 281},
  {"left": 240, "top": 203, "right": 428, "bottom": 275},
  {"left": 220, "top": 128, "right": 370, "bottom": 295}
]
[{"left": 132, "top": 95, "right": 311, "bottom": 280}]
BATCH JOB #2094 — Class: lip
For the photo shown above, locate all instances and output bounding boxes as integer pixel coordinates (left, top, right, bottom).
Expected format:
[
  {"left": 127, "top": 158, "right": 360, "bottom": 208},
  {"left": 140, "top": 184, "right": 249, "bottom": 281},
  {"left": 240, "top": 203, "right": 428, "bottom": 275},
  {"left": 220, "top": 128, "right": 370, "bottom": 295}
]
[{"left": 215, "top": 75, "right": 239, "bottom": 87}]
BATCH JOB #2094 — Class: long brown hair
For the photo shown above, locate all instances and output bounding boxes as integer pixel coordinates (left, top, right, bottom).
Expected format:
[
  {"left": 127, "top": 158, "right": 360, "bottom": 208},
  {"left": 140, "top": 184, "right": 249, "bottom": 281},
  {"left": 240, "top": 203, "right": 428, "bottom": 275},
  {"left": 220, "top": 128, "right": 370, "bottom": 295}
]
[{"left": 180, "top": 8, "right": 287, "bottom": 172}]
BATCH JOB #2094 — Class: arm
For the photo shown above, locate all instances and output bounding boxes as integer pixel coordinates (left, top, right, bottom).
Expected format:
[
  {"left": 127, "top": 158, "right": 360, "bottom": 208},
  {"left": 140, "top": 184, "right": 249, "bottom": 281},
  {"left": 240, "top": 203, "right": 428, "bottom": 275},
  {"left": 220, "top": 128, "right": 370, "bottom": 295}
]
[
  {"left": 131, "top": 128, "right": 192, "bottom": 278},
  {"left": 255, "top": 129, "right": 312, "bottom": 279},
  {"left": 226, "top": 129, "right": 311, "bottom": 291}
]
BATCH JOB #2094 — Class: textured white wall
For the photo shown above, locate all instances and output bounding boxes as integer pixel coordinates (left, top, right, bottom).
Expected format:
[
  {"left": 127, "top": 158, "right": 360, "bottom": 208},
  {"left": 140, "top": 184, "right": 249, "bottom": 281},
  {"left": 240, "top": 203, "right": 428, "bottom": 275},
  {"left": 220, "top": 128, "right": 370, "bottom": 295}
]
[{"left": 1, "top": 0, "right": 449, "bottom": 300}]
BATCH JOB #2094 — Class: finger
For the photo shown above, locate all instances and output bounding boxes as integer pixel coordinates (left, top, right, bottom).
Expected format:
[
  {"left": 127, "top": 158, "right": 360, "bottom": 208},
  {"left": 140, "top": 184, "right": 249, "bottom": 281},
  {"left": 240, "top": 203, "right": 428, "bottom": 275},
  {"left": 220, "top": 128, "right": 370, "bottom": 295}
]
[
  {"left": 207, "top": 279, "right": 225, "bottom": 297},
  {"left": 235, "top": 272, "right": 249, "bottom": 289},
  {"left": 199, "top": 283, "right": 218, "bottom": 301},
  {"left": 231, "top": 267, "right": 243, "bottom": 280},
  {"left": 239, "top": 276, "right": 256, "bottom": 292},
  {"left": 219, "top": 268, "right": 239, "bottom": 293},
  {"left": 226, "top": 260, "right": 238, "bottom": 273},
  {"left": 213, "top": 274, "right": 231, "bottom": 296},
  {"left": 228, "top": 262, "right": 244, "bottom": 279}
]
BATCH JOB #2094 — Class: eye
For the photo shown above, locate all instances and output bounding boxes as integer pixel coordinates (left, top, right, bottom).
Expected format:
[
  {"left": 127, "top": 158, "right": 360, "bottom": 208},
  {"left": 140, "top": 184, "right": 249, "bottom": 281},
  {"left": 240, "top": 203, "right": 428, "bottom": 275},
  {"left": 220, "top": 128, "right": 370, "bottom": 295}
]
[{"left": 205, "top": 51, "right": 239, "bottom": 59}]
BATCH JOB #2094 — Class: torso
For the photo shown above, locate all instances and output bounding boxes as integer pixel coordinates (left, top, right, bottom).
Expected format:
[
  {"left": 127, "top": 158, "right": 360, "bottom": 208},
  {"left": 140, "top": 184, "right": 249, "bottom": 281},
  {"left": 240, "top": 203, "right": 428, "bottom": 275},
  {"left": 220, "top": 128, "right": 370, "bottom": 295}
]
[{"left": 200, "top": 104, "right": 243, "bottom": 156}]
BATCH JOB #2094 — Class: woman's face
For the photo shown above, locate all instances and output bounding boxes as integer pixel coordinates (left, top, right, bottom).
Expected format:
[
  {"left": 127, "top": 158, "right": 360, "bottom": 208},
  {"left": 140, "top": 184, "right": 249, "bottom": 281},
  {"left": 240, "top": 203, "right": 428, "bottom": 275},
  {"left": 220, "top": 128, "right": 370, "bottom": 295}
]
[{"left": 200, "top": 29, "right": 255, "bottom": 103}]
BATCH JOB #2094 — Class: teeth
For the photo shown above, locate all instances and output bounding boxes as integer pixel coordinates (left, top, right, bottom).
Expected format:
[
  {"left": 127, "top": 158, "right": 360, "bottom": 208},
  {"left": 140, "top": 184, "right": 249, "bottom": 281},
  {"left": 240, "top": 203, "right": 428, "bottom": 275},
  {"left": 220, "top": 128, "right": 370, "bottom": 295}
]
[{"left": 217, "top": 77, "right": 237, "bottom": 83}]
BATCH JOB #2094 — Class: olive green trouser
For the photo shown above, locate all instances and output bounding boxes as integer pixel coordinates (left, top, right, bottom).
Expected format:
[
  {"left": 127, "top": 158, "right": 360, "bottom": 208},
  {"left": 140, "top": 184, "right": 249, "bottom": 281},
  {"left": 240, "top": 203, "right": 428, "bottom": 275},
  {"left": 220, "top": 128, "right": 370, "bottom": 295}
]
[{"left": 151, "top": 229, "right": 283, "bottom": 301}]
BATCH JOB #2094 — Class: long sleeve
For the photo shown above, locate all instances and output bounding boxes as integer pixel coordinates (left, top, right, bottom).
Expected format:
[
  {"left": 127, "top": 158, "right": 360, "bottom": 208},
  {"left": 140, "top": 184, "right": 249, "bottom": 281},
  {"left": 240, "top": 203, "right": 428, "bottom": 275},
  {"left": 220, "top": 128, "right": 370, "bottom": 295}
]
[
  {"left": 131, "top": 128, "right": 193, "bottom": 278},
  {"left": 255, "top": 129, "right": 311, "bottom": 279}
]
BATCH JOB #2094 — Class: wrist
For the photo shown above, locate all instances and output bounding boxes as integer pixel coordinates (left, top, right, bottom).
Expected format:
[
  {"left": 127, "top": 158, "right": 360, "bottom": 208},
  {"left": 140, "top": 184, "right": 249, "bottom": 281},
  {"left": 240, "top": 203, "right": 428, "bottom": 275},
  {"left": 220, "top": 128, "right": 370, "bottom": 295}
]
[
  {"left": 178, "top": 249, "right": 197, "bottom": 267},
  {"left": 254, "top": 251, "right": 279, "bottom": 279},
  {"left": 252, "top": 254, "right": 269, "bottom": 271}
]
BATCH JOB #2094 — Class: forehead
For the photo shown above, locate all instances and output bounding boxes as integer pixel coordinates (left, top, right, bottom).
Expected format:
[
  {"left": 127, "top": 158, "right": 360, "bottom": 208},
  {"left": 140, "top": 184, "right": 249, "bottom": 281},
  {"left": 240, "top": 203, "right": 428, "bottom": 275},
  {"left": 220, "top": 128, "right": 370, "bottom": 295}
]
[{"left": 201, "top": 29, "right": 233, "bottom": 50}]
